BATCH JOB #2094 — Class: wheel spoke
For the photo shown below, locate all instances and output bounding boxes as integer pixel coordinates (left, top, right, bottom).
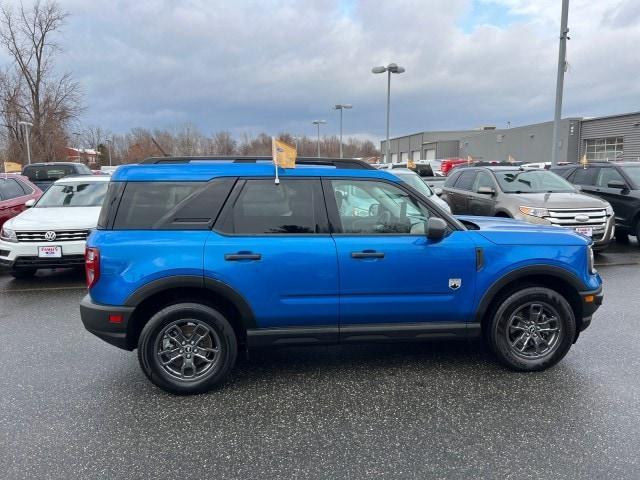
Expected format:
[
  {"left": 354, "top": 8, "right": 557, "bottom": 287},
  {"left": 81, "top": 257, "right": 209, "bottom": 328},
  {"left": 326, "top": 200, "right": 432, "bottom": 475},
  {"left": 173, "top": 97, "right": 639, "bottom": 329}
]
[
  {"left": 532, "top": 336, "right": 541, "bottom": 354},
  {"left": 160, "top": 348, "right": 182, "bottom": 366},
  {"left": 511, "top": 332, "right": 527, "bottom": 348},
  {"left": 190, "top": 324, "right": 210, "bottom": 346},
  {"left": 538, "top": 327, "right": 559, "bottom": 333},
  {"left": 509, "top": 325, "right": 527, "bottom": 332},
  {"left": 194, "top": 352, "right": 215, "bottom": 363},
  {"left": 518, "top": 336, "right": 530, "bottom": 352},
  {"left": 529, "top": 304, "right": 543, "bottom": 324},
  {"left": 167, "top": 326, "right": 189, "bottom": 344},
  {"left": 181, "top": 358, "right": 196, "bottom": 378}
]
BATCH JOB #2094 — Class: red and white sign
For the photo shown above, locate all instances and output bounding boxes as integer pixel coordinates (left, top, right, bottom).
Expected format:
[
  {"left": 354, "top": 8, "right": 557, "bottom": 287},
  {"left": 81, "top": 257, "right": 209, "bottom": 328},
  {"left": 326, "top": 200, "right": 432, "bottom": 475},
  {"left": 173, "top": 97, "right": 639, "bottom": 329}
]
[{"left": 38, "top": 246, "right": 62, "bottom": 258}]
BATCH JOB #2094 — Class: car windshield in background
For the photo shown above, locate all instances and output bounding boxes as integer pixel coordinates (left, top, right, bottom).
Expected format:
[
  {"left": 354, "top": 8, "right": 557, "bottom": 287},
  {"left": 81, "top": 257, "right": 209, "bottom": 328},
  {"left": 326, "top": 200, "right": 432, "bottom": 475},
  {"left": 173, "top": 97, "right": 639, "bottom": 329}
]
[
  {"left": 620, "top": 166, "right": 640, "bottom": 187},
  {"left": 36, "top": 182, "right": 108, "bottom": 207},
  {"left": 394, "top": 172, "right": 433, "bottom": 197},
  {"left": 496, "top": 170, "right": 576, "bottom": 193}
]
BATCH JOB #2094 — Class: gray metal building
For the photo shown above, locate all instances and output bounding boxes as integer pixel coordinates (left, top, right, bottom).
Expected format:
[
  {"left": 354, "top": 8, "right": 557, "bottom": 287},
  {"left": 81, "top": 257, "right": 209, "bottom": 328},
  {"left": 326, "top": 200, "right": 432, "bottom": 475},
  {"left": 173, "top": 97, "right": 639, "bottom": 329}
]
[{"left": 381, "top": 111, "right": 640, "bottom": 164}]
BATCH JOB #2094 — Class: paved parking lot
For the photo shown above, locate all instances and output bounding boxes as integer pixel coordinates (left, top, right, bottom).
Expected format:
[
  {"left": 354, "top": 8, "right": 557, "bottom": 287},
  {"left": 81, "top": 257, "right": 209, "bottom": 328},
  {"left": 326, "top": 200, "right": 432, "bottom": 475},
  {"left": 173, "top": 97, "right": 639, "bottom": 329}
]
[{"left": 1, "top": 243, "right": 640, "bottom": 479}]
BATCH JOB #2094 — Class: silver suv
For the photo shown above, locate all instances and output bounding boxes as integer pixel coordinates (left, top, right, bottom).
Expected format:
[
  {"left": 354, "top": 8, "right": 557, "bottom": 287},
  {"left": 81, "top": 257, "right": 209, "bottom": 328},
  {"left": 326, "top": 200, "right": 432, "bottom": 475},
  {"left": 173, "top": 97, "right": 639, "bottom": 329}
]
[{"left": 441, "top": 166, "right": 614, "bottom": 250}]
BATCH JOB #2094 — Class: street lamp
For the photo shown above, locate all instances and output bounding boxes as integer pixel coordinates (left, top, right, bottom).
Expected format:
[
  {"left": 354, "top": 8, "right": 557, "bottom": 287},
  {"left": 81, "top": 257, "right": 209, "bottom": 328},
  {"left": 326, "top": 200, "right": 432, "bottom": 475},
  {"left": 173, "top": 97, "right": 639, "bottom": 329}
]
[
  {"left": 333, "top": 104, "right": 352, "bottom": 158},
  {"left": 372, "top": 63, "right": 405, "bottom": 164},
  {"left": 18, "top": 121, "right": 33, "bottom": 165},
  {"left": 105, "top": 138, "right": 113, "bottom": 166},
  {"left": 311, "top": 120, "right": 326, "bottom": 157},
  {"left": 73, "top": 132, "right": 81, "bottom": 162}
]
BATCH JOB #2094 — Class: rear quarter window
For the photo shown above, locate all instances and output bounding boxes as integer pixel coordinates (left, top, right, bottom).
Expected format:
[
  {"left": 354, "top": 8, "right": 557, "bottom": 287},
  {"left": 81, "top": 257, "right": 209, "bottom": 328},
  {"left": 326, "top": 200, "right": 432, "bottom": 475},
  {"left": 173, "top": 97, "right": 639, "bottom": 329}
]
[
  {"left": 112, "top": 178, "right": 235, "bottom": 230},
  {"left": 453, "top": 170, "right": 477, "bottom": 191}
]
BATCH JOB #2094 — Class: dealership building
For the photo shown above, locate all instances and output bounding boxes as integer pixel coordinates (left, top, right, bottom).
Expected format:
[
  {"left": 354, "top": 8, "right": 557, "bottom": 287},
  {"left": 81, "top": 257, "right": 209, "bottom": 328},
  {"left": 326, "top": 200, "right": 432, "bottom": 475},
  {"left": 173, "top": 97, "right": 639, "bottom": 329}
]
[{"left": 380, "top": 111, "right": 640, "bottom": 165}]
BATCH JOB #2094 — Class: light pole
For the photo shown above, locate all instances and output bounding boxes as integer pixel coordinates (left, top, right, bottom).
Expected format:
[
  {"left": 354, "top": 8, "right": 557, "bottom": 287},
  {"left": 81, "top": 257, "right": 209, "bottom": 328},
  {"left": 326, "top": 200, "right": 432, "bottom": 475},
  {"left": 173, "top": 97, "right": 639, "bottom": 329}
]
[
  {"left": 372, "top": 63, "right": 405, "bottom": 164},
  {"left": 311, "top": 120, "right": 326, "bottom": 157},
  {"left": 18, "top": 121, "right": 33, "bottom": 165},
  {"left": 333, "top": 104, "right": 352, "bottom": 158},
  {"left": 73, "top": 131, "right": 81, "bottom": 162},
  {"left": 551, "top": 0, "right": 570, "bottom": 167},
  {"left": 105, "top": 138, "right": 113, "bottom": 166}
]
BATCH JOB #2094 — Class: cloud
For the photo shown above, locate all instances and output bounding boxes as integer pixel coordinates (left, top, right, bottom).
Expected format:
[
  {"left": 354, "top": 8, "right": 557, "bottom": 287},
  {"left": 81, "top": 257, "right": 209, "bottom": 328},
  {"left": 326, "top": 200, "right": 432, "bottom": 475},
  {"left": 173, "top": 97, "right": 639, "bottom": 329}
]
[{"left": 46, "top": 0, "right": 638, "bottom": 141}]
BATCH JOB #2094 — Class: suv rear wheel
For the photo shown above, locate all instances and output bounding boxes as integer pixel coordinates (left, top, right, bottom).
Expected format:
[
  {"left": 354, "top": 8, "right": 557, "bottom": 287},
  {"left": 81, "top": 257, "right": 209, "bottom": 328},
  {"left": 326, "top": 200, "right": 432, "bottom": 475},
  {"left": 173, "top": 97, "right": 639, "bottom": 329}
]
[
  {"left": 486, "top": 287, "right": 576, "bottom": 371},
  {"left": 137, "top": 303, "right": 238, "bottom": 394}
]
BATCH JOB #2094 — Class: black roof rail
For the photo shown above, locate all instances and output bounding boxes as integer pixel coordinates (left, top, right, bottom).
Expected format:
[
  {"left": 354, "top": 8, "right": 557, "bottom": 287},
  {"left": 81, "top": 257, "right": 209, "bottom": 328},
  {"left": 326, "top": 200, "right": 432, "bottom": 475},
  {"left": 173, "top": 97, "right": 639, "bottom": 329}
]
[{"left": 139, "top": 156, "right": 376, "bottom": 170}]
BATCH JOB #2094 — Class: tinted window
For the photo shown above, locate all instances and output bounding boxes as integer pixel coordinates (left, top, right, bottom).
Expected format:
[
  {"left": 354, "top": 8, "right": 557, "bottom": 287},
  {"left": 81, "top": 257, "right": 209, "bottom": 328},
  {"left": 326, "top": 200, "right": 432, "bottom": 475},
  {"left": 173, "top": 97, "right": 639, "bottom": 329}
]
[
  {"left": 393, "top": 171, "right": 433, "bottom": 197},
  {"left": 443, "top": 170, "right": 461, "bottom": 188},
  {"left": 596, "top": 168, "right": 625, "bottom": 188},
  {"left": 552, "top": 167, "right": 575, "bottom": 179},
  {"left": 23, "top": 165, "right": 76, "bottom": 181},
  {"left": 15, "top": 179, "right": 33, "bottom": 194},
  {"left": 495, "top": 170, "right": 575, "bottom": 193},
  {"left": 36, "top": 182, "right": 108, "bottom": 207},
  {"left": 217, "top": 179, "right": 321, "bottom": 234},
  {"left": 331, "top": 179, "right": 431, "bottom": 234},
  {"left": 570, "top": 167, "right": 597, "bottom": 186},
  {"left": 0, "top": 178, "right": 26, "bottom": 200},
  {"left": 114, "top": 179, "right": 235, "bottom": 230},
  {"left": 454, "top": 171, "right": 477, "bottom": 191}
]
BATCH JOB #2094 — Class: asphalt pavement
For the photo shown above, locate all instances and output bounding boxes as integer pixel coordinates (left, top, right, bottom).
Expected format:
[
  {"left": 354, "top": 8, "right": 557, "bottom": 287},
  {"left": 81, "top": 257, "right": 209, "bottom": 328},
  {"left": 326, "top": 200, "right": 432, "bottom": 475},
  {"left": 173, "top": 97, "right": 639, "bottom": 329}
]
[{"left": 1, "top": 242, "right": 640, "bottom": 479}]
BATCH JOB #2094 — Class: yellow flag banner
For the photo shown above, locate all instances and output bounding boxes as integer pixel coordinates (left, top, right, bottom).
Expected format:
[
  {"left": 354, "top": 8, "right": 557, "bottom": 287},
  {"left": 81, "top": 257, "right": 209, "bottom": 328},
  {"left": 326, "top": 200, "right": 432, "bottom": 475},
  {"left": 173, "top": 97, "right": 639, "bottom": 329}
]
[
  {"left": 272, "top": 138, "right": 297, "bottom": 169},
  {"left": 507, "top": 154, "right": 515, "bottom": 163},
  {"left": 407, "top": 158, "right": 416, "bottom": 169},
  {"left": 467, "top": 155, "right": 473, "bottom": 165},
  {"left": 3, "top": 161, "right": 21, "bottom": 173},
  {"left": 580, "top": 154, "right": 588, "bottom": 168}
]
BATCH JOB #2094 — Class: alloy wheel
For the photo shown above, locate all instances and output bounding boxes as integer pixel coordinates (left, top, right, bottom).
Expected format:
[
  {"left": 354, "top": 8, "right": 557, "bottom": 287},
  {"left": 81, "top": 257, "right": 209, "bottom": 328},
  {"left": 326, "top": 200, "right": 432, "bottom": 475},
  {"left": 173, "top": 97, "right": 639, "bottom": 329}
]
[{"left": 505, "top": 302, "right": 562, "bottom": 359}]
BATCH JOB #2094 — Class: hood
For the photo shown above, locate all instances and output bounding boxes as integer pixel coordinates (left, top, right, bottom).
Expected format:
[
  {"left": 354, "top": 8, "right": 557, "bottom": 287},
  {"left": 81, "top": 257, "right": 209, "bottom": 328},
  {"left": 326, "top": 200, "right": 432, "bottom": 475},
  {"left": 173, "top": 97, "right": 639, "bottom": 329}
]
[
  {"left": 511, "top": 191, "right": 607, "bottom": 209},
  {"left": 456, "top": 215, "right": 589, "bottom": 246},
  {"left": 4, "top": 206, "right": 101, "bottom": 231}
]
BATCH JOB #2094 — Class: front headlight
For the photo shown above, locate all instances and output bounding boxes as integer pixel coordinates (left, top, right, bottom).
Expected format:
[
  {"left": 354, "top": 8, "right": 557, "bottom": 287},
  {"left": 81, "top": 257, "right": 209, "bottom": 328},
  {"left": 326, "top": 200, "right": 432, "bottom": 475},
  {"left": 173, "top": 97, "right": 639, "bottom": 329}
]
[
  {"left": 519, "top": 206, "right": 549, "bottom": 218},
  {"left": 605, "top": 204, "right": 614, "bottom": 216},
  {"left": 0, "top": 227, "right": 17, "bottom": 243},
  {"left": 587, "top": 246, "right": 596, "bottom": 275}
]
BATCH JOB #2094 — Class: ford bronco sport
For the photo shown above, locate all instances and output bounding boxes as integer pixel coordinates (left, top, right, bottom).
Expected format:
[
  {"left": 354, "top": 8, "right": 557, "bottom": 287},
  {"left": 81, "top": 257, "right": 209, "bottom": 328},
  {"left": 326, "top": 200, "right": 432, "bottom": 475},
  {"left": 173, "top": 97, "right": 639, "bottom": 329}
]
[{"left": 80, "top": 157, "right": 603, "bottom": 394}]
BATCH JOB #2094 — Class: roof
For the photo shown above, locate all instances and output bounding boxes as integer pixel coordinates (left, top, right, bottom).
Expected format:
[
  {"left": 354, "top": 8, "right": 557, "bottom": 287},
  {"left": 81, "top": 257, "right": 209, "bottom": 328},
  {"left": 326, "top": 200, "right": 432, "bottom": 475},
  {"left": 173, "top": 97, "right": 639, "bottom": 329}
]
[
  {"left": 54, "top": 174, "right": 110, "bottom": 184},
  {"left": 112, "top": 161, "right": 401, "bottom": 183},
  {"left": 25, "top": 162, "right": 85, "bottom": 167}
]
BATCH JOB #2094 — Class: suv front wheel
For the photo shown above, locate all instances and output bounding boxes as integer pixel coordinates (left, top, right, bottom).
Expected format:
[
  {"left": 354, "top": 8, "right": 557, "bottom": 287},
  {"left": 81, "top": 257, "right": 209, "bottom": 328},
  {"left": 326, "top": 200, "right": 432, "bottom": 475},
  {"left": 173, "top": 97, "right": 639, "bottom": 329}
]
[
  {"left": 138, "top": 303, "right": 238, "bottom": 394},
  {"left": 486, "top": 287, "right": 576, "bottom": 371}
]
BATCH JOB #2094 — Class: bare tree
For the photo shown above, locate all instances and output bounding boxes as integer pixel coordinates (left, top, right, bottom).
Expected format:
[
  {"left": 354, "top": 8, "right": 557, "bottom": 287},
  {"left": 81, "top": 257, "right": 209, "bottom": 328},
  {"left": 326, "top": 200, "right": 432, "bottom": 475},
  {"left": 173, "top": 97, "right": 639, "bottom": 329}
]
[
  {"left": 0, "top": 0, "right": 82, "bottom": 163},
  {"left": 211, "top": 131, "right": 236, "bottom": 155}
]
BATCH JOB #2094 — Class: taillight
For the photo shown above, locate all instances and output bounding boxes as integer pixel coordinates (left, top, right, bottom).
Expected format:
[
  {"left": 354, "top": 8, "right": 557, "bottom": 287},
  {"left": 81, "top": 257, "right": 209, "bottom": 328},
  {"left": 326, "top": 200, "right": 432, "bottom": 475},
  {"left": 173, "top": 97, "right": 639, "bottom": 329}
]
[{"left": 85, "top": 247, "right": 100, "bottom": 288}]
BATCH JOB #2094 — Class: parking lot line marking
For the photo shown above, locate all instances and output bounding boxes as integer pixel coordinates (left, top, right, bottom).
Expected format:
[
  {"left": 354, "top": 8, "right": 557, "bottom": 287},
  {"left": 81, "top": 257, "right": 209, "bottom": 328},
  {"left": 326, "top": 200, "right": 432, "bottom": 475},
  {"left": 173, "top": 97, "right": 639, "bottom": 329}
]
[{"left": 0, "top": 286, "right": 86, "bottom": 293}]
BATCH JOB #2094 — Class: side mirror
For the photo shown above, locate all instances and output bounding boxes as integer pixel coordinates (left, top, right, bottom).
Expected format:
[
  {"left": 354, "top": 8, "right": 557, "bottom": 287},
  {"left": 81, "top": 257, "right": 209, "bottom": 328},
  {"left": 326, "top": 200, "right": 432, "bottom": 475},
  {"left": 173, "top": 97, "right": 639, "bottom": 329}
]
[
  {"left": 434, "top": 187, "right": 443, "bottom": 197},
  {"left": 426, "top": 217, "right": 447, "bottom": 240},
  {"left": 608, "top": 180, "right": 627, "bottom": 190},
  {"left": 24, "top": 199, "right": 35, "bottom": 208},
  {"left": 477, "top": 186, "right": 495, "bottom": 195}
]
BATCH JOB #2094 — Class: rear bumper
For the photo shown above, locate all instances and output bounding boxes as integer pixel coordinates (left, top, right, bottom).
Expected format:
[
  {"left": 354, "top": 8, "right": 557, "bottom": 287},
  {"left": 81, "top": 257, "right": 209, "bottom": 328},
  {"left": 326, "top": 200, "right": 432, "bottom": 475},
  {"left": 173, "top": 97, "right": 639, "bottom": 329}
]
[{"left": 80, "top": 294, "right": 134, "bottom": 350}]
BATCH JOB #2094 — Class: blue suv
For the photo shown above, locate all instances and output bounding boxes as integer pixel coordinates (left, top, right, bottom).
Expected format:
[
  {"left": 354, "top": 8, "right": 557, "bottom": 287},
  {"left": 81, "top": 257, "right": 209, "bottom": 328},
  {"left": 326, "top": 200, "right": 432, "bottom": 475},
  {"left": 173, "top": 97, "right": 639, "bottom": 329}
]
[{"left": 80, "top": 157, "right": 603, "bottom": 394}]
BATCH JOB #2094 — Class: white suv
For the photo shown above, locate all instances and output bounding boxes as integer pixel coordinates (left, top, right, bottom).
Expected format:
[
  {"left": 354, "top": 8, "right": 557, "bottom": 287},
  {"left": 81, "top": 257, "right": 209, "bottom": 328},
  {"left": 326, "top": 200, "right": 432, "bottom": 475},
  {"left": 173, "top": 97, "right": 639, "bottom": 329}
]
[{"left": 0, "top": 175, "right": 109, "bottom": 278}]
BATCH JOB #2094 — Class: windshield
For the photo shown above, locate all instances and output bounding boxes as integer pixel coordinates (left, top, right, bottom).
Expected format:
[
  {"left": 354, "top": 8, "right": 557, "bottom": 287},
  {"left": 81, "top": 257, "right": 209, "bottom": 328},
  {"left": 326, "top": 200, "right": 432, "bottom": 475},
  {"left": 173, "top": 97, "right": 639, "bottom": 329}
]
[
  {"left": 495, "top": 170, "right": 575, "bottom": 193},
  {"left": 36, "top": 182, "right": 108, "bottom": 207},
  {"left": 620, "top": 166, "right": 640, "bottom": 188},
  {"left": 394, "top": 172, "right": 433, "bottom": 197}
]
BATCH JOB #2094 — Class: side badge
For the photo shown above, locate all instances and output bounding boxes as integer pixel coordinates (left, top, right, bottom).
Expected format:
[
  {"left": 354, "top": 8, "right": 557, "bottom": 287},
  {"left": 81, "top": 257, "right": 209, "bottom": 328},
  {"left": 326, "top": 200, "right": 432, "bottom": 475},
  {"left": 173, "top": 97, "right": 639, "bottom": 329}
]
[{"left": 449, "top": 278, "right": 462, "bottom": 291}]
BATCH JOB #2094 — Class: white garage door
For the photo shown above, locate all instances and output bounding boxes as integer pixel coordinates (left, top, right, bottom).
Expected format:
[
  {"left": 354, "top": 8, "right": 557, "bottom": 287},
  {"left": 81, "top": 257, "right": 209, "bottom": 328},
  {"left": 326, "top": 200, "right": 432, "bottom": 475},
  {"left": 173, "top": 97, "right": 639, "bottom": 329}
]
[
  {"left": 400, "top": 152, "right": 409, "bottom": 162},
  {"left": 424, "top": 149, "right": 436, "bottom": 160},
  {"left": 412, "top": 151, "right": 421, "bottom": 161}
]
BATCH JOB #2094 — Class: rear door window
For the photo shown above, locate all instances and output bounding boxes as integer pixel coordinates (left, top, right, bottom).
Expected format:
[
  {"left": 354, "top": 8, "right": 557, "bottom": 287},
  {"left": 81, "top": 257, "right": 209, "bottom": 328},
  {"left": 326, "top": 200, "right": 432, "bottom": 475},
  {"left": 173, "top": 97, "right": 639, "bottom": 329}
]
[
  {"left": 113, "top": 178, "right": 235, "bottom": 230},
  {"left": 454, "top": 171, "right": 477, "bottom": 191},
  {"left": 0, "top": 179, "right": 26, "bottom": 200},
  {"left": 569, "top": 167, "right": 597, "bottom": 186},
  {"left": 472, "top": 171, "right": 495, "bottom": 192},
  {"left": 216, "top": 179, "right": 325, "bottom": 234}
]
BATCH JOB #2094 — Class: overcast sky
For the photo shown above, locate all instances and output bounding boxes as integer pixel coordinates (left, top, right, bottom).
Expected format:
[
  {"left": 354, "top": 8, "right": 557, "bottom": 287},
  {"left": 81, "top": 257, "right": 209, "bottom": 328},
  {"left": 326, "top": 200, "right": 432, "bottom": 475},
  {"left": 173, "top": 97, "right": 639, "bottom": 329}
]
[{"left": 13, "top": 0, "right": 639, "bottom": 141}]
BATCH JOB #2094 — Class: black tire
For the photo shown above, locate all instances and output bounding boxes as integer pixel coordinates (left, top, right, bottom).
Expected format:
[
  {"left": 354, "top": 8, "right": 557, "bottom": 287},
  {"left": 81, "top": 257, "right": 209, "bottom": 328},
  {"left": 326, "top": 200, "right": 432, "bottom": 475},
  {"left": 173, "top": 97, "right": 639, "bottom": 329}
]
[
  {"left": 615, "top": 229, "right": 629, "bottom": 244},
  {"left": 137, "top": 303, "right": 238, "bottom": 394},
  {"left": 10, "top": 268, "right": 37, "bottom": 279},
  {"left": 486, "top": 287, "right": 576, "bottom": 372}
]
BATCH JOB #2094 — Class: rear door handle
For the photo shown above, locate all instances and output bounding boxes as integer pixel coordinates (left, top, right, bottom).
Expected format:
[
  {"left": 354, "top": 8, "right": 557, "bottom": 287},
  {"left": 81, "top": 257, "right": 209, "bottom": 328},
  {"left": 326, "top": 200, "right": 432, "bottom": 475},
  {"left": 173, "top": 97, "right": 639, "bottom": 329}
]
[
  {"left": 225, "top": 253, "right": 262, "bottom": 261},
  {"left": 351, "top": 251, "right": 384, "bottom": 259}
]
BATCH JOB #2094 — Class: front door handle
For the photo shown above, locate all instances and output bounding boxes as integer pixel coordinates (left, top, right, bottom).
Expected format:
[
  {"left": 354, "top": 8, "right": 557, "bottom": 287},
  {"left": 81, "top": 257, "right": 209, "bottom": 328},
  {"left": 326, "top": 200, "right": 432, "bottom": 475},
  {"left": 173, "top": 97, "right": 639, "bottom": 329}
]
[
  {"left": 225, "top": 253, "right": 262, "bottom": 261},
  {"left": 351, "top": 250, "right": 384, "bottom": 259}
]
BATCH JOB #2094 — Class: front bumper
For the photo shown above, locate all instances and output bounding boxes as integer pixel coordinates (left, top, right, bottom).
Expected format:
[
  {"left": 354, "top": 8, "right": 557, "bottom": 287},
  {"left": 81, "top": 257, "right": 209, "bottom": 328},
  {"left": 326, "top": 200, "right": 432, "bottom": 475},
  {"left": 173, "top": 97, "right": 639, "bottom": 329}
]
[
  {"left": 80, "top": 294, "right": 135, "bottom": 350},
  {"left": 0, "top": 238, "right": 86, "bottom": 270},
  {"left": 578, "top": 286, "right": 604, "bottom": 332}
]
